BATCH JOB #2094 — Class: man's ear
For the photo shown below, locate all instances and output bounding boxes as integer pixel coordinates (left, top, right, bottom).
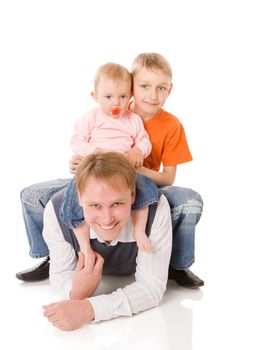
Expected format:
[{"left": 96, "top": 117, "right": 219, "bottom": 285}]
[
  {"left": 131, "top": 188, "right": 136, "bottom": 205},
  {"left": 78, "top": 191, "right": 83, "bottom": 207},
  {"left": 91, "top": 91, "right": 98, "bottom": 102}
]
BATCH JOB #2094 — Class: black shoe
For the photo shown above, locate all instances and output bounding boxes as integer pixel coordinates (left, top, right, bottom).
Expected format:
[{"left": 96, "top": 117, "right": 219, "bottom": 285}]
[
  {"left": 168, "top": 267, "right": 204, "bottom": 288},
  {"left": 15, "top": 257, "right": 50, "bottom": 282}
]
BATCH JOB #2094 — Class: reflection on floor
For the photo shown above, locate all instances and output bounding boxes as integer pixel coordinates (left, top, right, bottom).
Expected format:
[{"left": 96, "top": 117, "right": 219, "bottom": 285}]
[{"left": 3, "top": 261, "right": 255, "bottom": 350}]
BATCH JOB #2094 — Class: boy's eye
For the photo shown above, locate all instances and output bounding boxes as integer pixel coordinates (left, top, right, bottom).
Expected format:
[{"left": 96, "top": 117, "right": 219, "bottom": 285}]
[{"left": 159, "top": 86, "right": 167, "bottom": 91}]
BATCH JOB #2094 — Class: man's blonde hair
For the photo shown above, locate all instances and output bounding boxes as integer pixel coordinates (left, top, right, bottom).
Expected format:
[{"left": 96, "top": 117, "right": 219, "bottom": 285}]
[
  {"left": 94, "top": 62, "right": 132, "bottom": 90},
  {"left": 75, "top": 152, "right": 136, "bottom": 194},
  {"left": 131, "top": 52, "right": 172, "bottom": 82}
]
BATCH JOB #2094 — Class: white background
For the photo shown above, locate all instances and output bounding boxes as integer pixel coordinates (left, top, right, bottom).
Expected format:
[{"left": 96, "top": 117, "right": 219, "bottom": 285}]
[{"left": 1, "top": 1, "right": 255, "bottom": 349}]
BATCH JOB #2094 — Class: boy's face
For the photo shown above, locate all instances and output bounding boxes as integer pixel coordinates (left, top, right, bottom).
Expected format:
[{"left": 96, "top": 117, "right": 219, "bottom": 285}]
[
  {"left": 92, "top": 79, "right": 132, "bottom": 118},
  {"left": 133, "top": 68, "right": 172, "bottom": 119},
  {"left": 78, "top": 175, "right": 135, "bottom": 243}
]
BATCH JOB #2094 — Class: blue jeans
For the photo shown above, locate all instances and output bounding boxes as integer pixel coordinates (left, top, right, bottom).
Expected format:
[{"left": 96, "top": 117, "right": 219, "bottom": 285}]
[
  {"left": 60, "top": 174, "right": 159, "bottom": 229},
  {"left": 20, "top": 179, "right": 203, "bottom": 269}
]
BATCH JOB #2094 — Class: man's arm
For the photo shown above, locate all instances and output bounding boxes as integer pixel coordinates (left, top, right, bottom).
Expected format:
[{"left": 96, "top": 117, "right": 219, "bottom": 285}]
[
  {"left": 42, "top": 201, "right": 103, "bottom": 299},
  {"left": 88, "top": 195, "right": 172, "bottom": 322}
]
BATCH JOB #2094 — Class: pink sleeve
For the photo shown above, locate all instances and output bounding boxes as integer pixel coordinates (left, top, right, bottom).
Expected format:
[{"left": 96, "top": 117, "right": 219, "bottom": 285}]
[
  {"left": 132, "top": 114, "right": 152, "bottom": 158},
  {"left": 70, "top": 111, "right": 98, "bottom": 156}
]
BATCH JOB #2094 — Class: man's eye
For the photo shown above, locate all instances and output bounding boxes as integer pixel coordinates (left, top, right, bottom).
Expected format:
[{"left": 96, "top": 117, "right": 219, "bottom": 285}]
[
  {"left": 91, "top": 204, "right": 100, "bottom": 208},
  {"left": 140, "top": 84, "right": 149, "bottom": 89},
  {"left": 113, "top": 202, "right": 123, "bottom": 207}
]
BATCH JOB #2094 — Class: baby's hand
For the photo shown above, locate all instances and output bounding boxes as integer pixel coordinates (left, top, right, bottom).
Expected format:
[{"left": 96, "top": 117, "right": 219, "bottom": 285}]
[
  {"left": 69, "top": 155, "right": 84, "bottom": 174},
  {"left": 125, "top": 147, "right": 143, "bottom": 168}
]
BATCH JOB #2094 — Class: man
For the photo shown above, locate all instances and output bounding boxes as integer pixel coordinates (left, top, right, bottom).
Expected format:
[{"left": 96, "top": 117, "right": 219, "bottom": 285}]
[{"left": 42, "top": 152, "right": 172, "bottom": 330}]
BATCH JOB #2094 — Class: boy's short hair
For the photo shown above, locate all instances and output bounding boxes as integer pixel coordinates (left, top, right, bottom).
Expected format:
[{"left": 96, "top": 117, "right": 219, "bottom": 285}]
[
  {"left": 94, "top": 62, "right": 132, "bottom": 90},
  {"left": 131, "top": 52, "right": 172, "bottom": 82},
  {"left": 75, "top": 152, "right": 136, "bottom": 193}
]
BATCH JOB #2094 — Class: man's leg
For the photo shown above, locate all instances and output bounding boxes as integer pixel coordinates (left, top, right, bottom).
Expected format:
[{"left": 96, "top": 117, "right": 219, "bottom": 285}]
[
  {"left": 161, "top": 186, "right": 204, "bottom": 288},
  {"left": 16, "top": 178, "right": 71, "bottom": 281}
]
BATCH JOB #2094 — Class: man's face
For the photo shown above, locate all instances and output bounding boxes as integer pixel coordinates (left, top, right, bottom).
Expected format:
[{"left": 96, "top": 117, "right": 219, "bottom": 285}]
[
  {"left": 78, "top": 176, "right": 135, "bottom": 243},
  {"left": 92, "top": 79, "right": 132, "bottom": 118},
  {"left": 133, "top": 68, "right": 172, "bottom": 119}
]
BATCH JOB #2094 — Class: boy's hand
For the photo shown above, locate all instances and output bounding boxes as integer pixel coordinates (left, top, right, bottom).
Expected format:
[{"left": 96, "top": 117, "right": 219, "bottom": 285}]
[
  {"left": 69, "top": 155, "right": 84, "bottom": 174},
  {"left": 70, "top": 251, "right": 104, "bottom": 300},
  {"left": 124, "top": 147, "right": 143, "bottom": 168}
]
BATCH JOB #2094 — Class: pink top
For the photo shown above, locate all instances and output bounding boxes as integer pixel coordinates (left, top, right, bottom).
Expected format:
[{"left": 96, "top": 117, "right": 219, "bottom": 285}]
[{"left": 71, "top": 107, "right": 152, "bottom": 157}]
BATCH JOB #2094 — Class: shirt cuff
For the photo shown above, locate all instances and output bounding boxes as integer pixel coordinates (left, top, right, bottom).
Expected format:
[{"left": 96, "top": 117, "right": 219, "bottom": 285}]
[
  {"left": 88, "top": 289, "right": 132, "bottom": 323},
  {"left": 62, "top": 279, "right": 73, "bottom": 299}
]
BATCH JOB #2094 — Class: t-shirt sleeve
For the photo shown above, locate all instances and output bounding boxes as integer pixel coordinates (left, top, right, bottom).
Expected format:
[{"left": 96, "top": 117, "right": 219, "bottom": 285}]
[{"left": 162, "top": 121, "right": 193, "bottom": 166}]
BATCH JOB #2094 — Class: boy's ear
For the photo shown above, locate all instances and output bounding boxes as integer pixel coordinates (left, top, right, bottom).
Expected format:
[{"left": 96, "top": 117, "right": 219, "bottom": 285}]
[
  {"left": 91, "top": 91, "right": 98, "bottom": 102},
  {"left": 168, "top": 83, "right": 173, "bottom": 95}
]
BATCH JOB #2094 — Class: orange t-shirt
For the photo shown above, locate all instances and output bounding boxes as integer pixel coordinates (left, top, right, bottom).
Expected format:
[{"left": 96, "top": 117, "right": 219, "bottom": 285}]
[{"left": 143, "top": 109, "right": 192, "bottom": 171}]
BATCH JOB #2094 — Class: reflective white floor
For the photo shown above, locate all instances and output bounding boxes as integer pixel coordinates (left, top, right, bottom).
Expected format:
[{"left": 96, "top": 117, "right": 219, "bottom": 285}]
[{"left": 3, "top": 219, "right": 256, "bottom": 350}]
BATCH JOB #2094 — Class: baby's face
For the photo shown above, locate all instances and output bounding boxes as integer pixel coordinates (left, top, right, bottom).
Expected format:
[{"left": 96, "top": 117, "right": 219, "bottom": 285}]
[{"left": 93, "top": 79, "right": 132, "bottom": 118}]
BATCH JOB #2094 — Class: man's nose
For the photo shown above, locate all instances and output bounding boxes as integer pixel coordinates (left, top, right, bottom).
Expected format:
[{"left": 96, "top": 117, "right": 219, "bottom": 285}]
[{"left": 101, "top": 208, "right": 114, "bottom": 224}]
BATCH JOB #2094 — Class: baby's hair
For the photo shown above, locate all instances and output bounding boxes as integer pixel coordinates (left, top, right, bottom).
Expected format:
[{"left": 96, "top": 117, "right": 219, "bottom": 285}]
[
  {"left": 94, "top": 62, "right": 132, "bottom": 90},
  {"left": 131, "top": 52, "right": 172, "bottom": 82}
]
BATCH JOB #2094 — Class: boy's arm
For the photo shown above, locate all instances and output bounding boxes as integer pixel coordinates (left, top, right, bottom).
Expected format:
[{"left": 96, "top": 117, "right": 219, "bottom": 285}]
[
  {"left": 136, "top": 165, "right": 177, "bottom": 186},
  {"left": 88, "top": 195, "right": 172, "bottom": 322}
]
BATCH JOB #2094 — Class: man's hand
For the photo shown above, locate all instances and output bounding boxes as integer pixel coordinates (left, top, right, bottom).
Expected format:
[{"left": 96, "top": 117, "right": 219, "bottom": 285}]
[
  {"left": 124, "top": 147, "right": 143, "bottom": 168},
  {"left": 70, "top": 251, "right": 104, "bottom": 300},
  {"left": 43, "top": 299, "right": 94, "bottom": 331},
  {"left": 69, "top": 155, "right": 84, "bottom": 174}
]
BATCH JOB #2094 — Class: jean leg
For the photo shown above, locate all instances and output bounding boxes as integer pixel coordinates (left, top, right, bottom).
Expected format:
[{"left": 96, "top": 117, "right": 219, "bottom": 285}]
[
  {"left": 161, "top": 186, "right": 203, "bottom": 270},
  {"left": 61, "top": 174, "right": 160, "bottom": 229},
  {"left": 60, "top": 177, "right": 84, "bottom": 229},
  {"left": 21, "top": 178, "right": 71, "bottom": 258},
  {"left": 132, "top": 174, "right": 159, "bottom": 210}
]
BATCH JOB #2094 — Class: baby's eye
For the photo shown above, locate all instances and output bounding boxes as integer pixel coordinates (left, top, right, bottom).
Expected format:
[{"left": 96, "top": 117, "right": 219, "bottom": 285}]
[
  {"left": 120, "top": 95, "right": 127, "bottom": 99},
  {"left": 105, "top": 96, "right": 112, "bottom": 100}
]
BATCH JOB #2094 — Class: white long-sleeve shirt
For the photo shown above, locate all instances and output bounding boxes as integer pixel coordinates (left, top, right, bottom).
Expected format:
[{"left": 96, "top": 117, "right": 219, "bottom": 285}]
[
  {"left": 42, "top": 195, "right": 172, "bottom": 323},
  {"left": 70, "top": 107, "right": 152, "bottom": 158}
]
